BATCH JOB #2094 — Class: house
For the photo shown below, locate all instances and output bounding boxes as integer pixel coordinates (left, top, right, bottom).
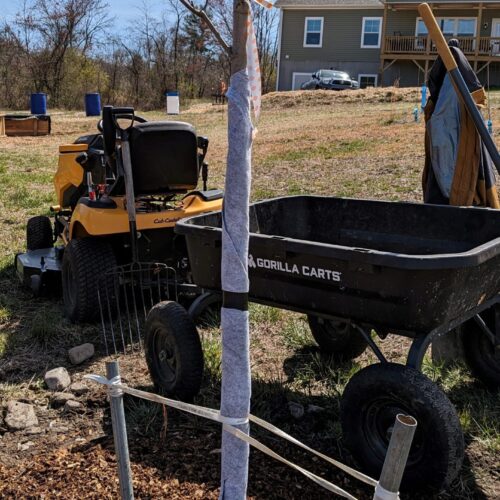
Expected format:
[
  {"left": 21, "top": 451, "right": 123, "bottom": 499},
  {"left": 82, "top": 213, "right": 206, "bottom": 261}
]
[{"left": 274, "top": 0, "right": 500, "bottom": 89}]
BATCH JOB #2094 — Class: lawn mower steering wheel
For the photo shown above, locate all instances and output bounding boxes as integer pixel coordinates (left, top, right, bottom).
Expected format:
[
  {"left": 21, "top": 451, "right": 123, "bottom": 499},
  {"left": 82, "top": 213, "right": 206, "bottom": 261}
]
[{"left": 97, "top": 114, "right": 147, "bottom": 133}]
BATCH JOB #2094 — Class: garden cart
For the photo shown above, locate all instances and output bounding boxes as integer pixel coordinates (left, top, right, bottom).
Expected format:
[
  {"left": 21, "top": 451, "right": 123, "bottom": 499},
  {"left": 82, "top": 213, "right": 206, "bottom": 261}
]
[{"left": 172, "top": 194, "right": 500, "bottom": 491}]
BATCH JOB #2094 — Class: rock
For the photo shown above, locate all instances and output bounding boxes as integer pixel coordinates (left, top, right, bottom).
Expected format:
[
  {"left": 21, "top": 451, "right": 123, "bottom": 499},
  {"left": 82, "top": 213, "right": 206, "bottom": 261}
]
[
  {"left": 51, "top": 392, "right": 76, "bottom": 408},
  {"left": 64, "top": 400, "right": 83, "bottom": 412},
  {"left": 68, "top": 343, "right": 94, "bottom": 365},
  {"left": 45, "top": 367, "right": 71, "bottom": 391},
  {"left": 70, "top": 382, "right": 89, "bottom": 396},
  {"left": 49, "top": 420, "right": 69, "bottom": 433},
  {"left": 18, "top": 441, "right": 35, "bottom": 451},
  {"left": 5, "top": 401, "right": 39, "bottom": 431},
  {"left": 288, "top": 401, "right": 305, "bottom": 419},
  {"left": 307, "top": 404, "right": 325, "bottom": 414},
  {"left": 49, "top": 425, "right": 69, "bottom": 433},
  {"left": 25, "top": 426, "right": 44, "bottom": 435}
]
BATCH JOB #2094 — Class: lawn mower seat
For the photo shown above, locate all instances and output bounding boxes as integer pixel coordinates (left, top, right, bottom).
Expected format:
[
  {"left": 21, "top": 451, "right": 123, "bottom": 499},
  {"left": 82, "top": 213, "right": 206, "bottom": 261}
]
[
  {"left": 127, "top": 121, "right": 200, "bottom": 196},
  {"left": 104, "top": 119, "right": 202, "bottom": 199}
]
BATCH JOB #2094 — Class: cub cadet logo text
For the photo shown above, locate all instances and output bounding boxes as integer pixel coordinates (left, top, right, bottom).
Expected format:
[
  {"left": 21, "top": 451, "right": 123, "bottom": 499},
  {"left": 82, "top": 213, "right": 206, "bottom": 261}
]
[
  {"left": 153, "top": 217, "right": 181, "bottom": 224},
  {"left": 248, "top": 254, "right": 341, "bottom": 282}
]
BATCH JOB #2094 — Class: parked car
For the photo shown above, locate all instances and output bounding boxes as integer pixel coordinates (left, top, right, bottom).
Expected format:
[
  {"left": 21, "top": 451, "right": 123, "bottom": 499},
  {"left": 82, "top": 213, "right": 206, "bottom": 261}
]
[{"left": 301, "top": 70, "right": 360, "bottom": 91}]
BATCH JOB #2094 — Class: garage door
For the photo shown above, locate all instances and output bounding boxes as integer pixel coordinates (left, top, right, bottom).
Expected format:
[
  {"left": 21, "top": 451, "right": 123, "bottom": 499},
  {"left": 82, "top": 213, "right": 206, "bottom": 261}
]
[{"left": 292, "top": 73, "right": 312, "bottom": 90}]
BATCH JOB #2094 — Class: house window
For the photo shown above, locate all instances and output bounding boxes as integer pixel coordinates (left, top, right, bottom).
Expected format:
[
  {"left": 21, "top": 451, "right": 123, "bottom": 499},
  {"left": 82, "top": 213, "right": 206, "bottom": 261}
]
[
  {"left": 458, "top": 19, "right": 475, "bottom": 36},
  {"left": 361, "top": 17, "right": 382, "bottom": 48},
  {"left": 415, "top": 17, "right": 477, "bottom": 37},
  {"left": 358, "top": 74, "right": 378, "bottom": 88},
  {"left": 304, "top": 17, "right": 323, "bottom": 47}
]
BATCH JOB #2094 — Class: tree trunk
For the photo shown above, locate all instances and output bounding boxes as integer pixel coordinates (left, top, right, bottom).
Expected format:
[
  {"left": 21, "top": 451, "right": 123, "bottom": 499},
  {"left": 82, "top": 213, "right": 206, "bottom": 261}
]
[{"left": 219, "top": 1, "right": 252, "bottom": 499}]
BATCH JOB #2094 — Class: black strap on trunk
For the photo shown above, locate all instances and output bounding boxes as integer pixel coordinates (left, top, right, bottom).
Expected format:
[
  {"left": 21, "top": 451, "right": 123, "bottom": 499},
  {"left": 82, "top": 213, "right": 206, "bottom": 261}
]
[{"left": 222, "top": 291, "right": 249, "bottom": 311}]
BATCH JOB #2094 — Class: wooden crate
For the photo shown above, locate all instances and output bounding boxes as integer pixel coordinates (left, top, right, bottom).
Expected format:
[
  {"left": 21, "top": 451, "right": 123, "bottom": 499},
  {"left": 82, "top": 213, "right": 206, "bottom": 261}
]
[{"left": 4, "top": 115, "right": 51, "bottom": 136}]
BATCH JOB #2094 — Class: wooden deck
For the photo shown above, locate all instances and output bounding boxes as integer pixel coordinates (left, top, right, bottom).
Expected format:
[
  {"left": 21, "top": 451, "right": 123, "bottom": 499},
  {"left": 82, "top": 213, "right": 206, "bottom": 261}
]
[{"left": 384, "top": 35, "right": 500, "bottom": 58}]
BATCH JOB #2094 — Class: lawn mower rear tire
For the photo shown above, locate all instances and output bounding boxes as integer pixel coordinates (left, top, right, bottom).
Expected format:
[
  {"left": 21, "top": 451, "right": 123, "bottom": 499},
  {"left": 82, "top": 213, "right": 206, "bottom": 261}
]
[
  {"left": 307, "top": 315, "right": 368, "bottom": 360},
  {"left": 62, "top": 238, "right": 117, "bottom": 323},
  {"left": 27, "top": 216, "right": 53, "bottom": 250},
  {"left": 145, "top": 301, "right": 204, "bottom": 401},
  {"left": 341, "top": 362, "right": 464, "bottom": 492}
]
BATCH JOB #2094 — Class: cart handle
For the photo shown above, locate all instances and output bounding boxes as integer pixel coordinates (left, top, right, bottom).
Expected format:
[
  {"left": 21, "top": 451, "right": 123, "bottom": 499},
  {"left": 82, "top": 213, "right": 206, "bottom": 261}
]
[{"left": 418, "top": 2, "right": 500, "bottom": 174}]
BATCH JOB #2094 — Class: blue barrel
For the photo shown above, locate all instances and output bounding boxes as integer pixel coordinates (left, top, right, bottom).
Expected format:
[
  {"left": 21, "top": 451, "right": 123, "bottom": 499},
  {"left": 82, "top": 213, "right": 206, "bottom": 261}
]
[
  {"left": 30, "top": 93, "right": 47, "bottom": 115},
  {"left": 85, "top": 93, "right": 101, "bottom": 116}
]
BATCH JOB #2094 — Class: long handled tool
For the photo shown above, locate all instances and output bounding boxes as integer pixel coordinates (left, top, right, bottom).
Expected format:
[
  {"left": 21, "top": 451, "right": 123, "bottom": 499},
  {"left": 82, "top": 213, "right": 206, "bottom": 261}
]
[
  {"left": 98, "top": 106, "right": 177, "bottom": 355},
  {"left": 418, "top": 2, "right": 500, "bottom": 173}
]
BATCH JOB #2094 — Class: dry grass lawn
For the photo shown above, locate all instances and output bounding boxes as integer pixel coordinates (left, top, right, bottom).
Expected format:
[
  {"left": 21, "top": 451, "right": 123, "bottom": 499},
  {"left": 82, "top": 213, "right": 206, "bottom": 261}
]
[{"left": 0, "top": 88, "right": 499, "bottom": 499}]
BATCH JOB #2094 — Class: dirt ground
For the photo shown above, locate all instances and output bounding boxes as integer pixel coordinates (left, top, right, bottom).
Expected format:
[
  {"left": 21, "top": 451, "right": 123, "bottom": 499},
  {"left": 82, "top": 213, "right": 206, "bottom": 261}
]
[{"left": 0, "top": 88, "right": 499, "bottom": 499}]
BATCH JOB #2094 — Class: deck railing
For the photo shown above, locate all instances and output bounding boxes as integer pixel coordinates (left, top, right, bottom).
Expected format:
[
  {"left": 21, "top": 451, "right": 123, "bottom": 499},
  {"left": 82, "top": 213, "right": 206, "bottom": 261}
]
[{"left": 384, "top": 35, "right": 500, "bottom": 56}]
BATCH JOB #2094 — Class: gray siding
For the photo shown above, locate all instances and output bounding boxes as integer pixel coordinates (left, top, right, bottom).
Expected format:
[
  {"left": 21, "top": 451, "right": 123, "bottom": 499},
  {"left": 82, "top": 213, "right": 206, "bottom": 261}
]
[
  {"left": 383, "top": 61, "right": 420, "bottom": 87},
  {"left": 279, "top": 8, "right": 383, "bottom": 89},
  {"left": 280, "top": 9, "right": 383, "bottom": 61}
]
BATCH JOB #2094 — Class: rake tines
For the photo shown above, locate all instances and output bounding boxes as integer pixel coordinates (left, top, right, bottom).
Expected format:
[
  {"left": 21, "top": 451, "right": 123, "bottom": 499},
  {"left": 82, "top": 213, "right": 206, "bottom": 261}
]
[{"left": 98, "top": 262, "right": 178, "bottom": 355}]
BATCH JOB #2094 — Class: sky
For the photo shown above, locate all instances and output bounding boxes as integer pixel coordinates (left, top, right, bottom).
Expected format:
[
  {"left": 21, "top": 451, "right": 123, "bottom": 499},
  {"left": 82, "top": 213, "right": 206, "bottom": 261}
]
[{"left": 0, "top": 0, "right": 169, "bottom": 32}]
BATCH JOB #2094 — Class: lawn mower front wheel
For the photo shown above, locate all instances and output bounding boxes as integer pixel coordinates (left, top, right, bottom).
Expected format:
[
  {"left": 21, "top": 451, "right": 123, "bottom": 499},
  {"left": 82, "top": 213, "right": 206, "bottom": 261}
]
[
  {"left": 145, "top": 301, "right": 204, "bottom": 401},
  {"left": 27, "top": 215, "right": 53, "bottom": 250},
  {"left": 341, "top": 362, "right": 464, "bottom": 492},
  {"left": 62, "top": 238, "right": 117, "bottom": 323}
]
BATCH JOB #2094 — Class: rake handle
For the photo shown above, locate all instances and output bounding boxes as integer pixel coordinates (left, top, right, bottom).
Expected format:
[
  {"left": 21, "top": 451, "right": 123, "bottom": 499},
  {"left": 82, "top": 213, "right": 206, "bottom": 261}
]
[
  {"left": 418, "top": 3, "right": 457, "bottom": 71},
  {"left": 418, "top": 2, "right": 500, "bottom": 174}
]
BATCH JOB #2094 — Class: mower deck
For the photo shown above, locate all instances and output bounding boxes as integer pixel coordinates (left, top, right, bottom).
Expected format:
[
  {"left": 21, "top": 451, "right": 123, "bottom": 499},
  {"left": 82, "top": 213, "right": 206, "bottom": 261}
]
[{"left": 15, "top": 247, "right": 63, "bottom": 293}]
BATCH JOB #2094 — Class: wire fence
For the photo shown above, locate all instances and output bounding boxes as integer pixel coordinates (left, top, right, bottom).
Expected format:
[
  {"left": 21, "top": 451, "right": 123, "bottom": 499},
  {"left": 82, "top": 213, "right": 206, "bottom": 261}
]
[{"left": 85, "top": 360, "right": 417, "bottom": 500}]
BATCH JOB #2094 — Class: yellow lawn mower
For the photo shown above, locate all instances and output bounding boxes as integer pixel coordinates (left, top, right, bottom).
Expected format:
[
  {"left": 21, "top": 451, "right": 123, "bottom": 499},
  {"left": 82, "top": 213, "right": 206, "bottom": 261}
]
[{"left": 15, "top": 106, "right": 223, "bottom": 397}]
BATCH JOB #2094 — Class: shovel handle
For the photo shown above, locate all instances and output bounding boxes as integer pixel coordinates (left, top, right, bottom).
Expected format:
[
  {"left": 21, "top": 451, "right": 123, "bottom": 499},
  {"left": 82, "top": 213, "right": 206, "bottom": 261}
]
[{"left": 418, "top": 3, "right": 457, "bottom": 71}]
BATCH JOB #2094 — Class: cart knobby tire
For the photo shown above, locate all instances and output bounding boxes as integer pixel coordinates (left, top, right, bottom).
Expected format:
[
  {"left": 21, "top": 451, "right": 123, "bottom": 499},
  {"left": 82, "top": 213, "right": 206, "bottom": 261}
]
[
  {"left": 307, "top": 315, "right": 368, "bottom": 360},
  {"left": 462, "top": 316, "right": 500, "bottom": 390},
  {"left": 62, "top": 238, "right": 117, "bottom": 323},
  {"left": 145, "top": 301, "right": 204, "bottom": 401},
  {"left": 27, "top": 216, "right": 53, "bottom": 250},
  {"left": 341, "top": 362, "right": 464, "bottom": 492}
]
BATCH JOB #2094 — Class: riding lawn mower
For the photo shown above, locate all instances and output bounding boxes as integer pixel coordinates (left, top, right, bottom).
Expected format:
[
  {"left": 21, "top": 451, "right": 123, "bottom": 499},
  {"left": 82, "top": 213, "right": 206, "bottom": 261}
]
[{"left": 15, "top": 105, "right": 223, "bottom": 399}]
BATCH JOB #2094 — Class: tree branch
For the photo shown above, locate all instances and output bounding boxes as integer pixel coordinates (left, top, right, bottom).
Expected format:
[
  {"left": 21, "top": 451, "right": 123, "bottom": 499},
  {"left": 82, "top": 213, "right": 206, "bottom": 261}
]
[{"left": 177, "top": 0, "right": 231, "bottom": 54}]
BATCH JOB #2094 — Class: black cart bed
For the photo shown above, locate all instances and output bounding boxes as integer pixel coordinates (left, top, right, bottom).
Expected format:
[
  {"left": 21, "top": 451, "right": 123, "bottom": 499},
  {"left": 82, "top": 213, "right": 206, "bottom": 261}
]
[{"left": 176, "top": 196, "right": 500, "bottom": 336}]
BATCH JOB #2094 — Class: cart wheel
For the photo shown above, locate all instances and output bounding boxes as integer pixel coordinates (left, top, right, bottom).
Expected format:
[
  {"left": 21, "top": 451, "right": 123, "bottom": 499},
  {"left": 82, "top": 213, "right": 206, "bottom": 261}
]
[
  {"left": 62, "top": 238, "right": 117, "bottom": 323},
  {"left": 307, "top": 315, "right": 367, "bottom": 360},
  {"left": 188, "top": 292, "right": 222, "bottom": 327},
  {"left": 27, "top": 216, "right": 53, "bottom": 250},
  {"left": 462, "top": 315, "right": 500, "bottom": 389},
  {"left": 145, "top": 301, "right": 204, "bottom": 401},
  {"left": 341, "top": 363, "right": 463, "bottom": 492}
]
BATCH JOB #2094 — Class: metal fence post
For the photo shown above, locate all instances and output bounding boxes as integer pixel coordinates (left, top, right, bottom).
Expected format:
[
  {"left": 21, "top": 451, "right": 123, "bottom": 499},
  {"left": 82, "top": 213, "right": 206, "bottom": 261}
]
[
  {"left": 373, "top": 414, "right": 417, "bottom": 500},
  {"left": 106, "top": 360, "right": 134, "bottom": 500}
]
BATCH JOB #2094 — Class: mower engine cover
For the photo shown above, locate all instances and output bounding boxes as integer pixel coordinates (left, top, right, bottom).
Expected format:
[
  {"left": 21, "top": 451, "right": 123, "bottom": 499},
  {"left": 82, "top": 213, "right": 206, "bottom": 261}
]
[{"left": 129, "top": 121, "right": 199, "bottom": 195}]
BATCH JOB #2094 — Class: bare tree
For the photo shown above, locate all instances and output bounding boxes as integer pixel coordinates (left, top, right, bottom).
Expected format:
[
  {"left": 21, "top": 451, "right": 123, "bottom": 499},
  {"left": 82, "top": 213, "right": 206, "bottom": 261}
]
[
  {"left": 12, "top": 0, "right": 112, "bottom": 105},
  {"left": 167, "top": 0, "right": 186, "bottom": 90},
  {"left": 176, "top": 0, "right": 230, "bottom": 53},
  {"left": 0, "top": 0, "right": 276, "bottom": 109},
  {"left": 253, "top": 6, "right": 278, "bottom": 93}
]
